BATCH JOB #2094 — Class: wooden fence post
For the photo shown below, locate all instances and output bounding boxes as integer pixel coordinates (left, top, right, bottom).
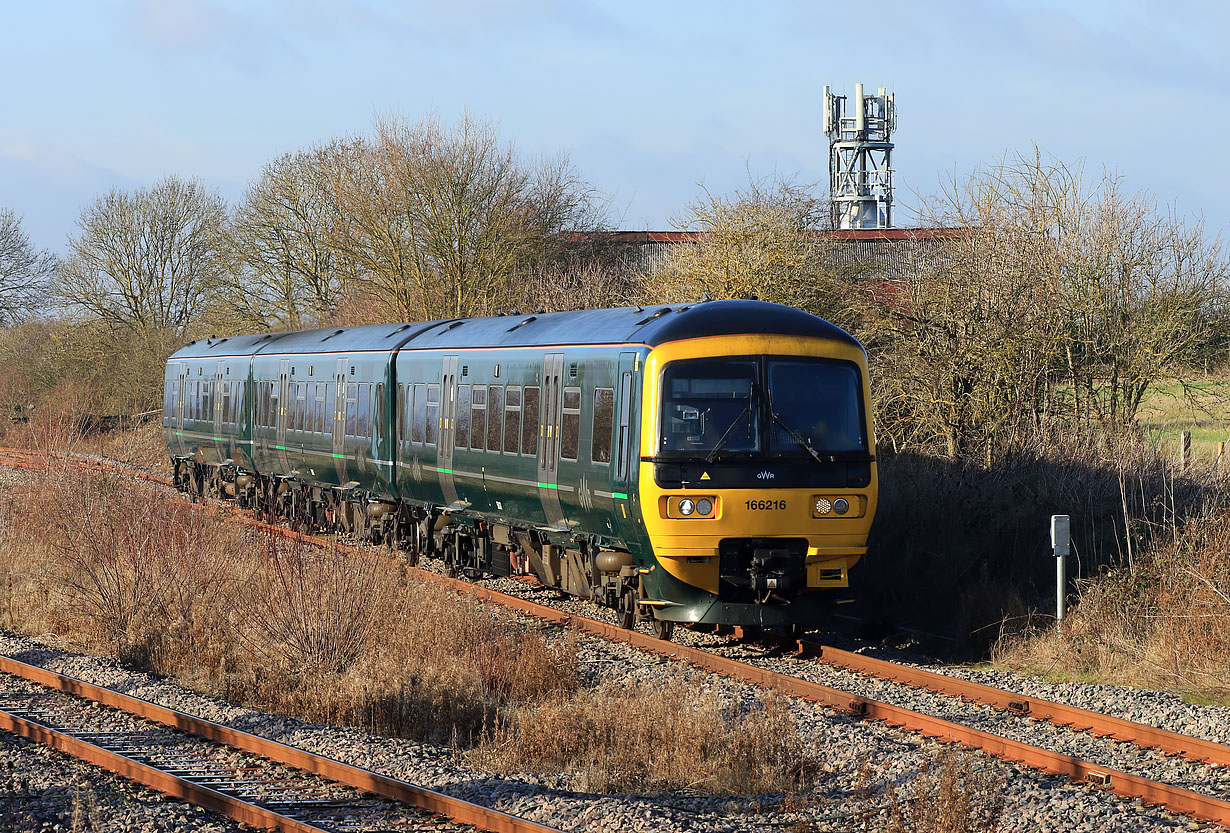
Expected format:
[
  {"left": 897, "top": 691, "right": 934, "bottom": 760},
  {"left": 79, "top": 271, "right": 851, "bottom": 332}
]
[{"left": 1179, "top": 431, "right": 1191, "bottom": 474}]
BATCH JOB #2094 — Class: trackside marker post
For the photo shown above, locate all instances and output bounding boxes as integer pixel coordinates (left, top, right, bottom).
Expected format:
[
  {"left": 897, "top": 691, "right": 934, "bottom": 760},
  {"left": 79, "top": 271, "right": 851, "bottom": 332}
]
[{"left": 1051, "top": 514, "right": 1070, "bottom": 623}]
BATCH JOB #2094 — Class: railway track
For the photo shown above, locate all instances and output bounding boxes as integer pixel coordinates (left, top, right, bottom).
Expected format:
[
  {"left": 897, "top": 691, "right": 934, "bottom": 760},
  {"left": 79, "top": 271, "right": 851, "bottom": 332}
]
[
  {"left": 0, "top": 651, "right": 559, "bottom": 833},
  {"left": 3, "top": 446, "right": 1229, "bottom": 828}
]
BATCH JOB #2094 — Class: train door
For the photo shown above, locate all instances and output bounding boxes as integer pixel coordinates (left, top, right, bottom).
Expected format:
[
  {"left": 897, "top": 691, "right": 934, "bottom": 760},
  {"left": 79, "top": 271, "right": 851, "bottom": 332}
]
[
  {"left": 277, "top": 359, "right": 290, "bottom": 473},
  {"left": 611, "top": 352, "right": 644, "bottom": 548},
  {"left": 175, "top": 363, "right": 187, "bottom": 455},
  {"left": 333, "top": 358, "right": 347, "bottom": 483},
  {"left": 537, "top": 353, "right": 566, "bottom": 529},
  {"left": 438, "top": 355, "right": 459, "bottom": 505}
]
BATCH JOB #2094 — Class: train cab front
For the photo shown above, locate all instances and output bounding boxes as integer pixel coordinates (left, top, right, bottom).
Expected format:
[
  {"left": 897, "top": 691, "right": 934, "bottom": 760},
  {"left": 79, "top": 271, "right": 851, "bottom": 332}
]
[{"left": 636, "top": 334, "right": 878, "bottom": 629}]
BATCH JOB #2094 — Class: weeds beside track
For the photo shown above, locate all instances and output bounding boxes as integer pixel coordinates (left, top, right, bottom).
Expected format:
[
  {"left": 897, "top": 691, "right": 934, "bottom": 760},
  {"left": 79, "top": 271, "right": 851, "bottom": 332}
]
[{"left": 2, "top": 447, "right": 1229, "bottom": 827}]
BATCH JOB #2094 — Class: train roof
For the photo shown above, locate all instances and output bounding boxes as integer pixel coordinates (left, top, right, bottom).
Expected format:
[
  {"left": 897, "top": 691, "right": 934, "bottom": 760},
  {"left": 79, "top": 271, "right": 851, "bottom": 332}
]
[{"left": 168, "top": 300, "right": 861, "bottom": 360}]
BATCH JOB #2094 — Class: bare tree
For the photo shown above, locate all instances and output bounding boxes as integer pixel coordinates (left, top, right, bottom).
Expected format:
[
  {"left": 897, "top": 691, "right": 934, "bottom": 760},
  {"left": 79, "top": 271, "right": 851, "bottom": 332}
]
[
  {"left": 57, "top": 176, "right": 230, "bottom": 336},
  {"left": 331, "top": 113, "right": 606, "bottom": 323},
  {"left": 650, "top": 172, "right": 845, "bottom": 318},
  {"left": 225, "top": 140, "right": 363, "bottom": 330},
  {"left": 0, "top": 209, "right": 56, "bottom": 325},
  {"left": 1060, "top": 179, "right": 1226, "bottom": 430},
  {"left": 861, "top": 148, "right": 1228, "bottom": 459}
]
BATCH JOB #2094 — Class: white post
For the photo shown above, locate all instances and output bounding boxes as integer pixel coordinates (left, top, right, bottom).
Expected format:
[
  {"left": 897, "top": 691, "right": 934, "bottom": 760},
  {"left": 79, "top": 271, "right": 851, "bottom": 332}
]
[{"left": 1051, "top": 515, "right": 1070, "bottom": 623}]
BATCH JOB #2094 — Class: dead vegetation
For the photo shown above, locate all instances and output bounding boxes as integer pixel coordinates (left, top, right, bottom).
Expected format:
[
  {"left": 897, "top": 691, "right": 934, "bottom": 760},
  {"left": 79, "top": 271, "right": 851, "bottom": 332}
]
[
  {"left": 995, "top": 503, "right": 1230, "bottom": 702},
  {"left": 0, "top": 466, "right": 828, "bottom": 794},
  {"left": 0, "top": 465, "right": 578, "bottom": 744},
  {"left": 881, "top": 750, "right": 1006, "bottom": 833},
  {"left": 472, "top": 674, "right": 813, "bottom": 793}
]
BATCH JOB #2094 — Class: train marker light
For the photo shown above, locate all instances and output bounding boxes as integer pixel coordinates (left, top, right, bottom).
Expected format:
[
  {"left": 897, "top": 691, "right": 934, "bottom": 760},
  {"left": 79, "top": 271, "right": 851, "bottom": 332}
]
[
  {"left": 696, "top": 498, "right": 713, "bottom": 516},
  {"left": 815, "top": 498, "right": 832, "bottom": 515}
]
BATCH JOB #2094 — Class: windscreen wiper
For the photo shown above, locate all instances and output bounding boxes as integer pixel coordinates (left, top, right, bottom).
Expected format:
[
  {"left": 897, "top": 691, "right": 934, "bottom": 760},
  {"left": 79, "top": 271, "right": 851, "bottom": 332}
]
[
  {"left": 704, "top": 403, "right": 753, "bottom": 463},
  {"left": 764, "top": 385, "right": 827, "bottom": 466}
]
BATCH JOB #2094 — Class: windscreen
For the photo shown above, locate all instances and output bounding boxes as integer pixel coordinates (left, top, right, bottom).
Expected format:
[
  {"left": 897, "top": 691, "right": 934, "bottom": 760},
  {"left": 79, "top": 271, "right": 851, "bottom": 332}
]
[
  {"left": 767, "top": 359, "right": 865, "bottom": 454},
  {"left": 660, "top": 358, "right": 760, "bottom": 453},
  {"left": 659, "top": 356, "right": 866, "bottom": 458}
]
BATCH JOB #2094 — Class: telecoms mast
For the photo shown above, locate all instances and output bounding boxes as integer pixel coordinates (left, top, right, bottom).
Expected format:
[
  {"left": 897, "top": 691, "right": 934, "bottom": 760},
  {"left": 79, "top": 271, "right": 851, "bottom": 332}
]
[{"left": 824, "top": 84, "right": 896, "bottom": 229}]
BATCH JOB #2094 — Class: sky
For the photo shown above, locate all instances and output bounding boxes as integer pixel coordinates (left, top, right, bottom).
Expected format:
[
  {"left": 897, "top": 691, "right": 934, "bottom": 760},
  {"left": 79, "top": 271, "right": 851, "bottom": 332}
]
[{"left": 2, "top": 0, "right": 1229, "bottom": 256}]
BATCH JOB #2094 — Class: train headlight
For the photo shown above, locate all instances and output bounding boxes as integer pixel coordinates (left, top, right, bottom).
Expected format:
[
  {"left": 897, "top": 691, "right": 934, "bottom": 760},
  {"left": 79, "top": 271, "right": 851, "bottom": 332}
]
[
  {"left": 812, "top": 495, "right": 861, "bottom": 518},
  {"left": 665, "top": 495, "right": 718, "bottom": 518}
]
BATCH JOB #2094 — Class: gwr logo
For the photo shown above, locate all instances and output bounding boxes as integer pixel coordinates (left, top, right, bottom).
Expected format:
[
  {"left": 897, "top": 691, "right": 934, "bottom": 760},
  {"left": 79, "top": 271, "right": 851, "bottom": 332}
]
[{"left": 757, "top": 470, "right": 774, "bottom": 480}]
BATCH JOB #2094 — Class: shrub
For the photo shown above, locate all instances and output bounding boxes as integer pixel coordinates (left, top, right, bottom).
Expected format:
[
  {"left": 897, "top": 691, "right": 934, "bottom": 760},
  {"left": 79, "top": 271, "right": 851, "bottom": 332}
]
[{"left": 474, "top": 672, "right": 814, "bottom": 794}]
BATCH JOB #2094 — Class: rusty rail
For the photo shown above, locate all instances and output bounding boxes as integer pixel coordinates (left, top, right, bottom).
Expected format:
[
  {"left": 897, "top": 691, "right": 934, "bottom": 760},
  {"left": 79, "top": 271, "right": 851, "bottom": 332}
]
[
  {"left": 803, "top": 642, "right": 1230, "bottom": 767},
  {"left": 0, "top": 706, "right": 329, "bottom": 832},
  {"left": 3, "top": 448, "right": 1229, "bottom": 826},
  {"left": 0, "top": 655, "right": 561, "bottom": 833}
]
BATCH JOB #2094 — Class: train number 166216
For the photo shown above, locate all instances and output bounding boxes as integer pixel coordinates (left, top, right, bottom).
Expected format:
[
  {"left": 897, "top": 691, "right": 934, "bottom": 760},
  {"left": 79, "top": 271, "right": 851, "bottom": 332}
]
[{"left": 745, "top": 499, "right": 786, "bottom": 511}]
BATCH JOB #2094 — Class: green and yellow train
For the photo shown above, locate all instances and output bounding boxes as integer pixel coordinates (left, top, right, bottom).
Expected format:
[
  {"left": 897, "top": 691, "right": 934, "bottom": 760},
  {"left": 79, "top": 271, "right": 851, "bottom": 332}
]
[{"left": 164, "top": 300, "right": 877, "bottom": 639}]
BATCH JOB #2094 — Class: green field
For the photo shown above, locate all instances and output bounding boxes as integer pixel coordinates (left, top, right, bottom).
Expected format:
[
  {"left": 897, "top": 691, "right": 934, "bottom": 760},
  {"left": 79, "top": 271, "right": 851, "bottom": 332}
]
[{"left": 1136, "top": 378, "right": 1230, "bottom": 466}]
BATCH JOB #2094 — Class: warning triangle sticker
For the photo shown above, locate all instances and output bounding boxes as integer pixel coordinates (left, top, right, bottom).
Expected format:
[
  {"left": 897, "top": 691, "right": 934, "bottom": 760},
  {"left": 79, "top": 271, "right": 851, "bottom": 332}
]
[{"left": 700, "top": 471, "right": 711, "bottom": 480}]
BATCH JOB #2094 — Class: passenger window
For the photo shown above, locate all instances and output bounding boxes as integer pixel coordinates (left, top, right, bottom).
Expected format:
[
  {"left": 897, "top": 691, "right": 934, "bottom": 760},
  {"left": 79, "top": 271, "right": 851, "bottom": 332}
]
[
  {"left": 522, "top": 386, "right": 539, "bottom": 457},
  {"left": 375, "top": 383, "right": 385, "bottom": 439},
  {"left": 561, "top": 386, "right": 581, "bottom": 461},
  {"left": 503, "top": 386, "right": 520, "bottom": 454},
  {"left": 455, "top": 385, "right": 471, "bottom": 449},
  {"left": 346, "top": 383, "right": 358, "bottom": 435},
  {"left": 315, "top": 383, "right": 326, "bottom": 433},
  {"left": 413, "top": 384, "right": 427, "bottom": 443},
  {"left": 487, "top": 385, "right": 503, "bottom": 452},
  {"left": 396, "top": 383, "right": 405, "bottom": 440},
  {"left": 470, "top": 385, "right": 486, "bottom": 450},
  {"left": 592, "top": 387, "right": 614, "bottom": 464},
  {"left": 357, "top": 383, "right": 371, "bottom": 438},
  {"left": 202, "top": 382, "right": 213, "bottom": 425},
  {"left": 297, "top": 383, "right": 308, "bottom": 431},
  {"left": 424, "top": 384, "right": 439, "bottom": 445}
]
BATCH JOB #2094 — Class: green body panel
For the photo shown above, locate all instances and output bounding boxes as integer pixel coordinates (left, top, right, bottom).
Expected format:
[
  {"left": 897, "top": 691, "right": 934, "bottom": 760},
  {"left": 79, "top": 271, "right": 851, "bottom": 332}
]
[
  {"left": 392, "top": 345, "right": 653, "bottom": 553},
  {"left": 163, "top": 357, "right": 254, "bottom": 471},
  {"left": 246, "top": 351, "right": 395, "bottom": 496}
]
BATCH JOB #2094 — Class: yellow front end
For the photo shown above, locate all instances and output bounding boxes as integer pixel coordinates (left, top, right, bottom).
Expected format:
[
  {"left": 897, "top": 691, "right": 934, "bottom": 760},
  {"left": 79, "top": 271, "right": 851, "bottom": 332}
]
[{"left": 638, "top": 334, "right": 878, "bottom": 601}]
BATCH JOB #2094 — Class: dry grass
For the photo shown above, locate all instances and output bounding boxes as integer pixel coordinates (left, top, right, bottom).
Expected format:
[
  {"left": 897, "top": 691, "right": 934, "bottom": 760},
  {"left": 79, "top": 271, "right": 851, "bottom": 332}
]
[
  {"left": 881, "top": 750, "right": 1005, "bottom": 833},
  {"left": 472, "top": 672, "right": 814, "bottom": 794},
  {"left": 0, "top": 467, "right": 577, "bottom": 745},
  {"left": 0, "top": 467, "right": 823, "bottom": 795},
  {"left": 995, "top": 505, "right": 1230, "bottom": 702}
]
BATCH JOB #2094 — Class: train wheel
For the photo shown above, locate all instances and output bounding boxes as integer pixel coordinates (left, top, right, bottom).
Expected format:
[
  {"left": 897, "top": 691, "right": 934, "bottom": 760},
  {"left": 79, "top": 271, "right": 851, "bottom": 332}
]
[
  {"left": 650, "top": 617, "right": 675, "bottom": 641},
  {"left": 618, "top": 592, "right": 635, "bottom": 630}
]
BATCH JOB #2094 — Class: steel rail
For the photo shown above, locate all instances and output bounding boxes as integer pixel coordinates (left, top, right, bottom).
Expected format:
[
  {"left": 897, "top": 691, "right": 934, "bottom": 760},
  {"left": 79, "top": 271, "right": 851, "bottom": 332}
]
[
  {"left": 419, "top": 578, "right": 1230, "bottom": 825},
  {"left": 802, "top": 642, "right": 1230, "bottom": 767},
  {"left": 0, "top": 704, "right": 329, "bottom": 832},
  {"left": 3, "top": 448, "right": 1229, "bottom": 825},
  {"left": 0, "top": 655, "right": 561, "bottom": 833}
]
